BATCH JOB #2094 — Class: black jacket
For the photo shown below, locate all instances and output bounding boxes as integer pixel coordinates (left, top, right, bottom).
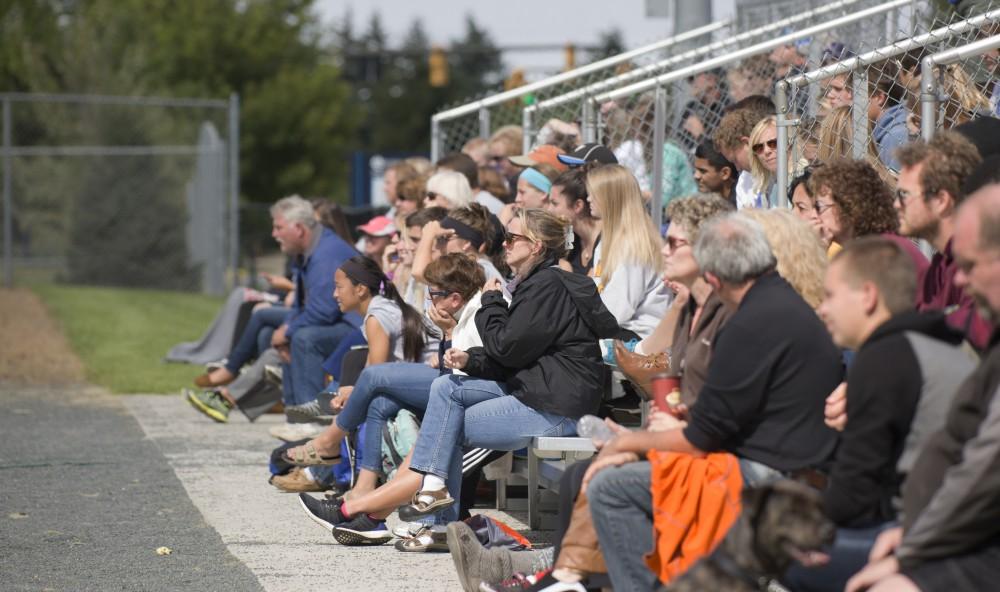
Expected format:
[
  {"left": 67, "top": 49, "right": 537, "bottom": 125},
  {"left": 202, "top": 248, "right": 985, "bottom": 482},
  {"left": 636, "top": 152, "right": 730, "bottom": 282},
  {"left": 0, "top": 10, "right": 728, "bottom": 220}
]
[
  {"left": 464, "top": 261, "right": 627, "bottom": 419},
  {"left": 824, "top": 311, "right": 975, "bottom": 528}
]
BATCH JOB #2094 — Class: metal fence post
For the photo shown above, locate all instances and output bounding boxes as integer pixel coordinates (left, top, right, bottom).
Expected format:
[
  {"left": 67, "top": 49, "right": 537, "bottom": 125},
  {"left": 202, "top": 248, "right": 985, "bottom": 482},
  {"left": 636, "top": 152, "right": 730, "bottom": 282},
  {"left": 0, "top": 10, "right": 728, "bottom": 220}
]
[
  {"left": 775, "top": 81, "right": 791, "bottom": 206},
  {"left": 522, "top": 107, "right": 534, "bottom": 153},
  {"left": 851, "top": 66, "right": 869, "bottom": 158},
  {"left": 478, "top": 106, "right": 490, "bottom": 141},
  {"left": 430, "top": 118, "right": 441, "bottom": 163},
  {"left": 582, "top": 99, "right": 597, "bottom": 144},
  {"left": 228, "top": 93, "right": 240, "bottom": 289},
  {"left": 2, "top": 97, "right": 11, "bottom": 288},
  {"left": 920, "top": 56, "right": 938, "bottom": 141},
  {"left": 651, "top": 86, "right": 667, "bottom": 231}
]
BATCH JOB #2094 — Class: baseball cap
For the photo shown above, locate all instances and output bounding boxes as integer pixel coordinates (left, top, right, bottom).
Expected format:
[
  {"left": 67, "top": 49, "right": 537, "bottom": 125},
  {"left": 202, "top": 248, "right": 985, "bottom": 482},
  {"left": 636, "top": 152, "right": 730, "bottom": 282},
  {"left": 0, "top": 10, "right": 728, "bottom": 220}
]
[
  {"left": 556, "top": 143, "right": 619, "bottom": 167},
  {"left": 509, "top": 145, "right": 568, "bottom": 171},
  {"left": 357, "top": 216, "right": 396, "bottom": 237}
]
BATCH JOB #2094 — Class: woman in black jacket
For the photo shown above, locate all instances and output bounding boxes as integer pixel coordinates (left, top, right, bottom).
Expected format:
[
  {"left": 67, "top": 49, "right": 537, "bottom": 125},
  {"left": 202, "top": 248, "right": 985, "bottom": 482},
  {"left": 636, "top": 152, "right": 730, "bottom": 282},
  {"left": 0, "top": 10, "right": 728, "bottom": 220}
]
[{"left": 399, "top": 208, "right": 628, "bottom": 525}]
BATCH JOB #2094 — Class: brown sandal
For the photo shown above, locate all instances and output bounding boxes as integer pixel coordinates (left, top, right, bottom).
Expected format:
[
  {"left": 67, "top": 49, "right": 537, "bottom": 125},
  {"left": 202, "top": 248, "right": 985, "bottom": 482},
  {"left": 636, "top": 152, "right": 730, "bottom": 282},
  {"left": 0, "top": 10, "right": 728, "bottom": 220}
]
[
  {"left": 281, "top": 441, "right": 341, "bottom": 466},
  {"left": 397, "top": 488, "right": 456, "bottom": 521}
]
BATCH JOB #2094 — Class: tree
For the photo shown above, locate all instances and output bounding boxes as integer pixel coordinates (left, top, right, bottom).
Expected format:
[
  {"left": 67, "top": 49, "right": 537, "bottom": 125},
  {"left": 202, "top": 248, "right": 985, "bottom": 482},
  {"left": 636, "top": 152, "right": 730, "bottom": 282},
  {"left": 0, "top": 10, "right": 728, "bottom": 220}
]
[
  {"left": 448, "top": 15, "right": 505, "bottom": 101},
  {"left": 587, "top": 29, "right": 626, "bottom": 63}
]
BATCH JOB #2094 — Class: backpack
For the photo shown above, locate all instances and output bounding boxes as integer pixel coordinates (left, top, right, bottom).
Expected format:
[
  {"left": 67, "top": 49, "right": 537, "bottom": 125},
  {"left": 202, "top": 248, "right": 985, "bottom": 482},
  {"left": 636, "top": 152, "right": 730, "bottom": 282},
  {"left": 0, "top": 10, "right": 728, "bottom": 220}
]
[{"left": 382, "top": 409, "right": 421, "bottom": 479}]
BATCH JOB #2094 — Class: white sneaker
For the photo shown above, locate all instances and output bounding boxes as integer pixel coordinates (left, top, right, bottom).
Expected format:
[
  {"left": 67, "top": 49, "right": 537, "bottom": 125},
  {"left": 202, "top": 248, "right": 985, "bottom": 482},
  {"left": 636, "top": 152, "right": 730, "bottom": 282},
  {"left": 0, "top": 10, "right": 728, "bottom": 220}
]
[{"left": 269, "top": 422, "right": 323, "bottom": 442}]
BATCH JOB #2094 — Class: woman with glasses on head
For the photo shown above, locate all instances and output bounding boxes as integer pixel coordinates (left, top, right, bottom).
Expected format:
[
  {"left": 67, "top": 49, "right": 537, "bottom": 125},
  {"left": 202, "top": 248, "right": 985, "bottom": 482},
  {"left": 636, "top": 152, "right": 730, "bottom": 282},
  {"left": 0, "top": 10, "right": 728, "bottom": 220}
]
[
  {"left": 396, "top": 208, "right": 631, "bottom": 527},
  {"left": 748, "top": 115, "right": 807, "bottom": 209},
  {"left": 423, "top": 170, "right": 475, "bottom": 210},
  {"left": 586, "top": 164, "right": 671, "bottom": 340}
]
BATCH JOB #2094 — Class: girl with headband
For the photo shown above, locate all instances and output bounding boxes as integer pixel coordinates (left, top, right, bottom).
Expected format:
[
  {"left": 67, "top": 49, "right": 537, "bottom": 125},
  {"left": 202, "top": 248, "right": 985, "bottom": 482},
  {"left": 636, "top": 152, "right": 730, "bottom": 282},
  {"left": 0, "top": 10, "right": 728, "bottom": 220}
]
[{"left": 514, "top": 163, "right": 560, "bottom": 210}]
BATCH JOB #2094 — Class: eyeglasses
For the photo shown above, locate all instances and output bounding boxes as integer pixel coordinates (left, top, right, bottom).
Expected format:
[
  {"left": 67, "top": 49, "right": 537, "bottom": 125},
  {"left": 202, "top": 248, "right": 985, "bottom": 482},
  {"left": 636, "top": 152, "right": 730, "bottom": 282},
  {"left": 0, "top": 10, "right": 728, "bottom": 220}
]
[
  {"left": 814, "top": 201, "right": 835, "bottom": 215},
  {"left": 665, "top": 236, "right": 690, "bottom": 252},
  {"left": 427, "top": 288, "right": 451, "bottom": 299},
  {"left": 894, "top": 188, "right": 924, "bottom": 205},
  {"left": 435, "top": 234, "right": 458, "bottom": 247},
  {"left": 751, "top": 138, "right": 778, "bottom": 155},
  {"left": 504, "top": 232, "right": 532, "bottom": 246}
]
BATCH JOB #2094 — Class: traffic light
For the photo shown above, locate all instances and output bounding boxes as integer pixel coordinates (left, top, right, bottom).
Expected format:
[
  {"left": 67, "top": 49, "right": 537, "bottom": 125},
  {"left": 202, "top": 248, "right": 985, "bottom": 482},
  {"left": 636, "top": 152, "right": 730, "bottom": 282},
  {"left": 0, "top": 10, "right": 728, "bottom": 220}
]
[
  {"left": 564, "top": 43, "right": 576, "bottom": 71},
  {"left": 429, "top": 46, "right": 449, "bottom": 87}
]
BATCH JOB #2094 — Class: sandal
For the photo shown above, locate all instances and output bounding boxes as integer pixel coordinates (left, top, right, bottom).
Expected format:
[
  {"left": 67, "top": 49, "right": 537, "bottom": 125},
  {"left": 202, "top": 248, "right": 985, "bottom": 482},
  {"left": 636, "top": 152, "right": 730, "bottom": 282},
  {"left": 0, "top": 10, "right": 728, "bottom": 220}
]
[
  {"left": 393, "top": 526, "right": 449, "bottom": 553},
  {"left": 281, "top": 441, "right": 341, "bottom": 466},
  {"left": 397, "top": 488, "right": 456, "bottom": 521}
]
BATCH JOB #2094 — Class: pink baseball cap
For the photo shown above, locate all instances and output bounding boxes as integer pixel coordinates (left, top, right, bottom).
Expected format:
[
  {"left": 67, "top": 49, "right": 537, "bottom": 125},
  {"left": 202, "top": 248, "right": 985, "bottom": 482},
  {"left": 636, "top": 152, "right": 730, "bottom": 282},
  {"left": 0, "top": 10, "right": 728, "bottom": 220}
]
[{"left": 357, "top": 216, "right": 397, "bottom": 237}]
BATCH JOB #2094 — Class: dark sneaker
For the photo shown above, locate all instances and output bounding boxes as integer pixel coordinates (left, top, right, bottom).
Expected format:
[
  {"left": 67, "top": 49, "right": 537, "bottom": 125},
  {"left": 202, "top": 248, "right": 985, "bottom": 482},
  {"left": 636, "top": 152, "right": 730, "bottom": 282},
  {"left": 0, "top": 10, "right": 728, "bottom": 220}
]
[
  {"left": 331, "top": 514, "right": 392, "bottom": 546},
  {"left": 298, "top": 493, "right": 347, "bottom": 532},
  {"left": 184, "top": 388, "right": 231, "bottom": 423},
  {"left": 285, "top": 400, "right": 333, "bottom": 423}
]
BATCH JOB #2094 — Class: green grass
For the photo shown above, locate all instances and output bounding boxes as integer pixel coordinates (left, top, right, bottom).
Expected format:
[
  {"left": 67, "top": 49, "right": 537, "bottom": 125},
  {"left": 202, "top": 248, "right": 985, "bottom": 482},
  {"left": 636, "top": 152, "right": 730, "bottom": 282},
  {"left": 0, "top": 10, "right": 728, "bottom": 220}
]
[{"left": 32, "top": 282, "right": 224, "bottom": 393}]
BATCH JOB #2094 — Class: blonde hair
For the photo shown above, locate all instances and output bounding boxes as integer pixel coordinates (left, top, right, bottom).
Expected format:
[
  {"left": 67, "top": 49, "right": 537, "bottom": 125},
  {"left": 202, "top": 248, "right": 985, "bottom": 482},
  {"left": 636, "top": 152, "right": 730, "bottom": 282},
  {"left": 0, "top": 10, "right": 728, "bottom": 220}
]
[
  {"left": 816, "top": 106, "right": 897, "bottom": 188},
  {"left": 749, "top": 116, "right": 806, "bottom": 194},
  {"left": 517, "top": 208, "right": 572, "bottom": 261},
  {"left": 586, "top": 164, "right": 663, "bottom": 285},
  {"left": 742, "top": 208, "right": 827, "bottom": 309},
  {"left": 426, "top": 170, "right": 474, "bottom": 208},
  {"left": 489, "top": 125, "right": 524, "bottom": 157}
]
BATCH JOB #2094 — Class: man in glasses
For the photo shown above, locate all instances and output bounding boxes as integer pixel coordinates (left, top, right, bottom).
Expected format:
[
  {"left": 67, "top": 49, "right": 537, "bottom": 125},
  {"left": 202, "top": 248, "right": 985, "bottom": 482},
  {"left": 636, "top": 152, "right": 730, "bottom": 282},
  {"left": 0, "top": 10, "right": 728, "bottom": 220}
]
[{"left": 895, "top": 131, "right": 991, "bottom": 350}]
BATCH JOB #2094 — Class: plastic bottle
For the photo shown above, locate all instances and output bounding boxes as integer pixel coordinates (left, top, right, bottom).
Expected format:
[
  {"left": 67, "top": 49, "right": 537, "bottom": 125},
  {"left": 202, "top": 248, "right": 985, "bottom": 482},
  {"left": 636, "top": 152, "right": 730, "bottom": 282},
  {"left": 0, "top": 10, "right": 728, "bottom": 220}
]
[{"left": 577, "top": 414, "right": 616, "bottom": 442}]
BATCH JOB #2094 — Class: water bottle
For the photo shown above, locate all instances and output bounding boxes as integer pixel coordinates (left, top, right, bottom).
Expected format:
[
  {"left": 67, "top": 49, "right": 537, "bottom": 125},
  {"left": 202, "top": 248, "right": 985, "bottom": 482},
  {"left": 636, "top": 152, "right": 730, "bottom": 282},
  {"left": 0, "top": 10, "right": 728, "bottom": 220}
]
[{"left": 577, "top": 414, "right": 616, "bottom": 443}]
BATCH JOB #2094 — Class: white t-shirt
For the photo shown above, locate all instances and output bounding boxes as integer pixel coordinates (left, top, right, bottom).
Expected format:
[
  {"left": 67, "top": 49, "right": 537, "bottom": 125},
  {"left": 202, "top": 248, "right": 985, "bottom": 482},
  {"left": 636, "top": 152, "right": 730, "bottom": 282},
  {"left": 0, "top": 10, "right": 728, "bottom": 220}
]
[{"left": 735, "top": 170, "right": 767, "bottom": 210}]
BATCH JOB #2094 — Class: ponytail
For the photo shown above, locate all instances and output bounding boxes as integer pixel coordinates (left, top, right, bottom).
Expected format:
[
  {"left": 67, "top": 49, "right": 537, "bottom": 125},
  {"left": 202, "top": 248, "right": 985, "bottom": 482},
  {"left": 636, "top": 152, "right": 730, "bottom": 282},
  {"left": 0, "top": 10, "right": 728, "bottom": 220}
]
[{"left": 341, "top": 256, "right": 427, "bottom": 362}]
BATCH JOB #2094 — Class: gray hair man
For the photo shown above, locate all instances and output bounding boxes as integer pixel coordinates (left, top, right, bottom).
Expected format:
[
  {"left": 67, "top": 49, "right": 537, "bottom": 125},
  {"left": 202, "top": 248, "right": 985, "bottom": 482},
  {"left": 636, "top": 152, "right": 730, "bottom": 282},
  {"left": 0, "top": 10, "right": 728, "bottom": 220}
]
[{"left": 583, "top": 212, "right": 842, "bottom": 591}]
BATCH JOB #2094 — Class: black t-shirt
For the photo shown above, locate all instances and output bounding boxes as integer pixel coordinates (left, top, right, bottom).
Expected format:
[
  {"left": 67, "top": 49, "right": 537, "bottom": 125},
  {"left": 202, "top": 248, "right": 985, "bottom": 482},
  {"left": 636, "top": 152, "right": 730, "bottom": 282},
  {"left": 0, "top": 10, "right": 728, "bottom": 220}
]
[{"left": 566, "top": 232, "right": 601, "bottom": 276}]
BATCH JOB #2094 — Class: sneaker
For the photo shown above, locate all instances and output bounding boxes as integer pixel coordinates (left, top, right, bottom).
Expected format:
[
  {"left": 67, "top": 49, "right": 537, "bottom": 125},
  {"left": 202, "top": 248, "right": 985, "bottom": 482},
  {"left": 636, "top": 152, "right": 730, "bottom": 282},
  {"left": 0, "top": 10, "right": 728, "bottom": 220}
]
[
  {"left": 331, "top": 514, "right": 393, "bottom": 546},
  {"left": 270, "top": 467, "right": 328, "bottom": 493},
  {"left": 184, "top": 388, "right": 231, "bottom": 423},
  {"left": 394, "top": 525, "right": 449, "bottom": 552},
  {"left": 479, "top": 572, "right": 541, "bottom": 592},
  {"left": 269, "top": 422, "right": 323, "bottom": 442},
  {"left": 481, "top": 571, "right": 583, "bottom": 592},
  {"left": 448, "top": 521, "right": 516, "bottom": 592},
  {"left": 264, "top": 364, "right": 282, "bottom": 386},
  {"left": 285, "top": 400, "right": 333, "bottom": 423},
  {"left": 298, "top": 492, "right": 348, "bottom": 531}
]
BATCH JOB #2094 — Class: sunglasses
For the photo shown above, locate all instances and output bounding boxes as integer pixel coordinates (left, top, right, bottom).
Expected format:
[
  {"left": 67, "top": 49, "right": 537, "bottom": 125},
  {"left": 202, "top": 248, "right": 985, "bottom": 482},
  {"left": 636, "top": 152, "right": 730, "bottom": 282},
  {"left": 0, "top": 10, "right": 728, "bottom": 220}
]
[
  {"left": 752, "top": 138, "right": 778, "bottom": 155},
  {"left": 504, "top": 232, "right": 531, "bottom": 246}
]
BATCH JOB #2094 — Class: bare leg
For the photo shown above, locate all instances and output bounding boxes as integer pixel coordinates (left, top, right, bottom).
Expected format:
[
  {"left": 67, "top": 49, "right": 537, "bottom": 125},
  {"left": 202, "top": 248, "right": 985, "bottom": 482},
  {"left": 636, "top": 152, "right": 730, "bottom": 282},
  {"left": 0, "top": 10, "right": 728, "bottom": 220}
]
[
  {"left": 342, "top": 451, "right": 421, "bottom": 520},
  {"left": 869, "top": 576, "right": 920, "bottom": 592},
  {"left": 350, "top": 469, "right": 379, "bottom": 496}
]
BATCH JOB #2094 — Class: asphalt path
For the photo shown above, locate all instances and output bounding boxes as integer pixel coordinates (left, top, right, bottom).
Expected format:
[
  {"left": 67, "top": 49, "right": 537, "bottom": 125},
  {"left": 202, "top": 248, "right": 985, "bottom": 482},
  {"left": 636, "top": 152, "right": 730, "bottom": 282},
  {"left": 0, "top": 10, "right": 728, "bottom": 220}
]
[{"left": 0, "top": 383, "right": 262, "bottom": 591}]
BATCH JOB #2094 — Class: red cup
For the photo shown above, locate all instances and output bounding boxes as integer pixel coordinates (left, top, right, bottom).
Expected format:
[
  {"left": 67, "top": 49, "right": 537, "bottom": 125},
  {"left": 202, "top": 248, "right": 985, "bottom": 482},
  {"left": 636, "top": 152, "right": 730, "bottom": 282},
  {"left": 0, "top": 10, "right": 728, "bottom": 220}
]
[{"left": 651, "top": 374, "right": 681, "bottom": 413}]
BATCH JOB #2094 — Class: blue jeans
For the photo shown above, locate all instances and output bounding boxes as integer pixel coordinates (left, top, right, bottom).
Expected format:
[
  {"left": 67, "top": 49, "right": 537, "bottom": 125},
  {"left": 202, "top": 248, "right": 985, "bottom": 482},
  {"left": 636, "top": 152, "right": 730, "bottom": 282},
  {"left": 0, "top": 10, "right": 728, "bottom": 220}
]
[
  {"left": 587, "top": 461, "right": 659, "bottom": 592},
  {"left": 409, "top": 374, "right": 577, "bottom": 523},
  {"left": 282, "top": 322, "right": 355, "bottom": 407},
  {"left": 334, "top": 362, "right": 441, "bottom": 473},
  {"left": 783, "top": 521, "right": 896, "bottom": 592},
  {"left": 225, "top": 305, "right": 289, "bottom": 374}
]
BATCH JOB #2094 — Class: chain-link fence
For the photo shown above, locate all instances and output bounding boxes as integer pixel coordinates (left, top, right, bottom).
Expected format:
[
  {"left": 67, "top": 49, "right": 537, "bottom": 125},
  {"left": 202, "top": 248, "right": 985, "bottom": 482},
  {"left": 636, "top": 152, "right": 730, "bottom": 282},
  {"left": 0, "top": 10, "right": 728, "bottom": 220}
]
[
  {"left": 774, "top": 1, "right": 1000, "bottom": 200},
  {"left": 430, "top": 0, "right": 887, "bottom": 161},
  {"left": 921, "top": 31, "right": 1000, "bottom": 138},
  {"left": 0, "top": 93, "right": 238, "bottom": 294},
  {"left": 430, "top": 19, "right": 730, "bottom": 161},
  {"left": 581, "top": 0, "right": 923, "bottom": 226}
]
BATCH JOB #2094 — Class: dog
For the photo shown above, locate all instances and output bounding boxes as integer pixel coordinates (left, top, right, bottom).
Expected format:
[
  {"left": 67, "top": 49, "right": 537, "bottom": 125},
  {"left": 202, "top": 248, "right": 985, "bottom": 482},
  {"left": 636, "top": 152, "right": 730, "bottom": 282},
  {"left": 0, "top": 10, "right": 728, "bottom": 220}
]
[{"left": 663, "top": 479, "right": 835, "bottom": 592}]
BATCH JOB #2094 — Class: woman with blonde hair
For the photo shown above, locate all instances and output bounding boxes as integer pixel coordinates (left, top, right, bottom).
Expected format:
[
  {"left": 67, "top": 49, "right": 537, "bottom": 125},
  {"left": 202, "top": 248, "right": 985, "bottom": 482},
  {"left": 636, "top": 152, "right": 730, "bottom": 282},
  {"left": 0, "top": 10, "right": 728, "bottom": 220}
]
[
  {"left": 586, "top": 164, "right": 670, "bottom": 339},
  {"left": 742, "top": 208, "right": 828, "bottom": 310},
  {"left": 748, "top": 115, "right": 807, "bottom": 207},
  {"left": 816, "top": 106, "right": 896, "bottom": 188}
]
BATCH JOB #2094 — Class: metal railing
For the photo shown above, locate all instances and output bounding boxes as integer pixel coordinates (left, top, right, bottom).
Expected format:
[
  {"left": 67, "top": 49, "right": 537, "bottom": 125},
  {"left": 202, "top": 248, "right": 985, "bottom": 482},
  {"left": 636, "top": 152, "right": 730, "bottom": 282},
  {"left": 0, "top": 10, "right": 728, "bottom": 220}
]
[
  {"left": 774, "top": 6, "right": 1000, "bottom": 199},
  {"left": 429, "top": 20, "right": 729, "bottom": 161},
  {"left": 921, "top": 33, "right": 1000, "bottom": 138}
]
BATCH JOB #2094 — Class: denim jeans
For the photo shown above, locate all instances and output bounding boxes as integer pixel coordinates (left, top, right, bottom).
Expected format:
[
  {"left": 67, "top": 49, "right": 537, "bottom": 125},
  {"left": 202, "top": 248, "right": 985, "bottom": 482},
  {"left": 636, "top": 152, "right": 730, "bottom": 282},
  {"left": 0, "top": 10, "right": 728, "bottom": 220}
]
[
  {"left": 225, "top": 305, "right": 289, "bottom": 374},
  {"left": 282, "top": 322, "right": 355, "bottom": 407},
  {"left": 409, "top": 374, "right": 577, "bottom": 523},
  {"left": 587, "top": 461, "right": 658, "bottom": 592},
  {"left": 333, "top": 362, "right": 441, "bottom": 473},
  {"left": 783, "top": 521, "right": 897, "bottom": 592}
]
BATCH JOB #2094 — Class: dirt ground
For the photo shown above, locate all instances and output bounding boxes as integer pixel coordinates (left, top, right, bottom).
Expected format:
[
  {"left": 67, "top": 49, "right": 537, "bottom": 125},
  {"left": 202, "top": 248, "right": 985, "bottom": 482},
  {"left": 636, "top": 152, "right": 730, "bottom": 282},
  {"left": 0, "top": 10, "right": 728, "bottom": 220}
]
[{"left": 0, "top": 288, "right": 85, "bottom": 384}]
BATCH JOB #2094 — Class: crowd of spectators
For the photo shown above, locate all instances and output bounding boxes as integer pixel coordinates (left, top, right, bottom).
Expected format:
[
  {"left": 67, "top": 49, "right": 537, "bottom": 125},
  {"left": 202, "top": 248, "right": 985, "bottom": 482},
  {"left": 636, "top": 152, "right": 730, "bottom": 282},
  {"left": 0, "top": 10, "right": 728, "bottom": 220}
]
[{"left": 167, "top": 28, "right": 1000, "bottom": 592}]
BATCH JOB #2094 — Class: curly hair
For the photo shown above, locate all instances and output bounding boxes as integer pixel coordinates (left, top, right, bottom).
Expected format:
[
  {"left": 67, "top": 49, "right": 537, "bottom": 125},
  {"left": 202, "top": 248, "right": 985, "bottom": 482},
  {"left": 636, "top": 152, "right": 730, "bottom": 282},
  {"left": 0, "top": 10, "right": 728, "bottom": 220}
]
[
  {"left": 808, "top": 158, "right": 898, "bottom": 237},
  {"left": 896, "top": 130, "right": 981, "bottom": 205},
  {"left": 742, "top": 209, "right": 827, "bottom": 309},
  {"left": 713, "top": 107, "right": 767, "bottom": 152},
  {"left": 665, "top": 194, "right": 735, "bottom": 243}
]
